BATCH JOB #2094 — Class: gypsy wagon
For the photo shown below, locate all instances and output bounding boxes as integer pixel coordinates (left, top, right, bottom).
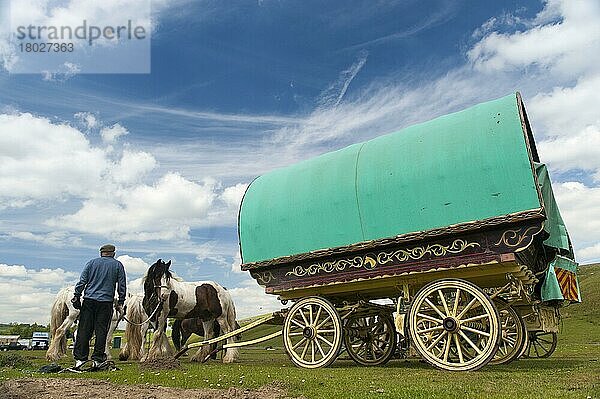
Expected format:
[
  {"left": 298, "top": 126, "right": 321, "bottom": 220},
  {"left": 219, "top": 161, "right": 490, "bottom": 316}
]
[{"left": 235, "top": 92, "right": 579, "bottom": 371}]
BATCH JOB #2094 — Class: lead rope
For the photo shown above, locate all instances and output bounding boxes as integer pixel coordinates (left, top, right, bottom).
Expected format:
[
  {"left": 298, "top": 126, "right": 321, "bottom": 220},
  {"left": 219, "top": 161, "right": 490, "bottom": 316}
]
[{"left": 122, "top": 299, "right": 164, "bottom": 326}]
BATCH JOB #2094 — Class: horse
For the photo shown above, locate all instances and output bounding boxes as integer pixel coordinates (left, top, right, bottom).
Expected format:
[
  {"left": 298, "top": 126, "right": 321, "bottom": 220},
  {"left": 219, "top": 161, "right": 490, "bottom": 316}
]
[
  {"left": 118, "top": 293, "right": 148, "bottom": 361},
  {"left": 172, "top": 318, "right": 242, "bottom": 355},
  {"left": 46, "top": 286, "right": 124, "bottom": 362},
  {"left": 143, "top": 259, "right": 240, "bottom": 363}
]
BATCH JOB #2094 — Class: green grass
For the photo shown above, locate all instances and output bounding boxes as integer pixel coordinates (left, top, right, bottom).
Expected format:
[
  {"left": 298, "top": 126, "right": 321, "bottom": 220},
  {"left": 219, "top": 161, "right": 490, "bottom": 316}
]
[{"left": 2, "top": 264, "right": 599, "bottom": 399}]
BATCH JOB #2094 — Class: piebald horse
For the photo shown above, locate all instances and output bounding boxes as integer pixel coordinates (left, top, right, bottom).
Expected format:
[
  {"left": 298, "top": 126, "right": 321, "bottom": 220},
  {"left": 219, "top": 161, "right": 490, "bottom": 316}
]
[
  {"left": 46, "top": 286, "right": 124, "bottom": 362},
  {"left": 143, "top": 259, "right": 239, "bottom": 363}
]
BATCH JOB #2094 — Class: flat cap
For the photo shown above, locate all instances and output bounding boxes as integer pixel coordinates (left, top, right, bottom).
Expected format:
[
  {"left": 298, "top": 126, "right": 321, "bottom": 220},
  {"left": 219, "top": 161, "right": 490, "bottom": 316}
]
[{"left": 100, "top": 244, "right": 116, "bottom": 252}]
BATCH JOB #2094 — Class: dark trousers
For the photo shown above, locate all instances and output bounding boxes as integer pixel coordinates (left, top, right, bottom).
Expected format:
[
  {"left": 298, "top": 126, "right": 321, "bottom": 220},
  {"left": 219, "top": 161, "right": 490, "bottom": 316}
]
[{"left": 73, "top": 299, "right": 113, "bottom": 362}]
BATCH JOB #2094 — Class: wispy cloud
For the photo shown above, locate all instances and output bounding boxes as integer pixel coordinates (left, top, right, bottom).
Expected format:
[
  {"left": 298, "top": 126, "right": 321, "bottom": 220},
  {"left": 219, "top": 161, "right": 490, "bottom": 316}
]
[
  {"left": 341, "top": 2, "right": 459, "bottom": 52},
  {"left": 318, "top": 50, "right": 368, "bottom": 108}
]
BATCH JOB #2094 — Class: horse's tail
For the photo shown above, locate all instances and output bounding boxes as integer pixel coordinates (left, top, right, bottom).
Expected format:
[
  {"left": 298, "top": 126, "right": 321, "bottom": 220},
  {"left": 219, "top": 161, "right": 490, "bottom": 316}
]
[
  {"left": 46, "top": 288, "right": 70, "bottom": 361},
  {"left": 119, "top": 295, "right": 144, "bottom": 360},
  {"left": 226, "top": 299, "right": 239, "bottom": 342},
  {"left": 171, "top": 319, "right": 182, "bottom": 350}
]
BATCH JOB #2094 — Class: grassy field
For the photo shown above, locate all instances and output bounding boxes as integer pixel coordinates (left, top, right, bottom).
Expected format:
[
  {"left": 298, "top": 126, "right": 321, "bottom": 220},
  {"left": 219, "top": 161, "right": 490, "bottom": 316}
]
[{"left": 1, "top": 264, "right": 598, "bottom": 399}]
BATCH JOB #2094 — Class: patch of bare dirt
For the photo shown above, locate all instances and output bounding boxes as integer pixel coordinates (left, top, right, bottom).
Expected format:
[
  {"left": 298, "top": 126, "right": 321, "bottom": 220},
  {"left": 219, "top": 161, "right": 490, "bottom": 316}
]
[
  {"left": 0, "top": 378, "right": 289, "bottom": 399},
  {"left": 139, "top": 356, "right": 181, "bottom": 370}
]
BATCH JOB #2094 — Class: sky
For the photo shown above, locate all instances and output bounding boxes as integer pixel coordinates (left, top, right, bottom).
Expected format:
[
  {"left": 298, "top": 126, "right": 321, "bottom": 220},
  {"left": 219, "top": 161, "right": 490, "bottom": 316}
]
[{"left": 0, "top": 0, "right": 599, "bottom": 324}]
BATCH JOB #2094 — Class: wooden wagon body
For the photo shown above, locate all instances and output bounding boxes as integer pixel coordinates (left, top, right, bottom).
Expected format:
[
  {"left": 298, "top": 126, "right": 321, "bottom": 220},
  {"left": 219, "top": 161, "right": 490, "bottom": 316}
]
[{"left": 233, "top": 93, "right": 579, "bottom": 370}]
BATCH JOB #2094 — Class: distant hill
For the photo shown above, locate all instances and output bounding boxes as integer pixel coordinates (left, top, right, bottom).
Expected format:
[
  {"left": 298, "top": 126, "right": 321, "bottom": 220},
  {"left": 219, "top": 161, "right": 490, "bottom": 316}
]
[{"left": 561, "top": 263, "right": 599, "bottom": 322}]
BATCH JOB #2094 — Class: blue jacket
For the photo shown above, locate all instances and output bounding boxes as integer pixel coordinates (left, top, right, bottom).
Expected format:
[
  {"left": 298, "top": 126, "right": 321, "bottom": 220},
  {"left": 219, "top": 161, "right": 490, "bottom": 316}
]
[{"left": 74, "top": 256, "right": 127, "bottom": 304}]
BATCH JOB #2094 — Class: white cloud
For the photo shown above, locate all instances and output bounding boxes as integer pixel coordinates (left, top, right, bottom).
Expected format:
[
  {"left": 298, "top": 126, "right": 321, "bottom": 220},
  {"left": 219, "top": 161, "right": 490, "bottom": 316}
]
[
  {"left": 553, "top": 182, "right": 600, "bottom": 261},
  {"left": 127, "top": 276, "right": 145, "bottom": 295},
  {"left": 9, "top": 231, "right": 83, "bottom": 247},
  {"left": 529, "top": 74, "right": 600, "bottom": 138},
  {"left": 0, "top": 113, "right": 109, "bottom": 200},
  {"left": 111, "top": 150, "right": 157, "bottom": 183},
  {"left": 100, "top": 123, "right": 129, "bottom": 143},
  {"left": 48, "top": 173, "right": 219, "bottom": 241},
  {"left": 228, "top": 279, "right": 281, "bottom": 319},
  {"left": 74, "top": 112, "right": 98, "bottom": 130},
  {"left": 318, "top": 50, "right": 368, "bottom": 108},
  {"left": 538, "top": 125, "right": 600, "bottom": 178},
  {"left": 0, "top": 264, "right": 78, "bottom": 324},
  {"left": 220, "top": 183, "right": 248, "bottom": 211},
  {"left": 0, "top": 111, "right": 248, "bottom": 241},
  {"left": 117, "top": 255, "right": 149, "bottom": 277},
  {"left": 468, "top": 0, "right": 600, "bottom": 77},
  {"left": 230, "top": 252, "right": 242, "bottom": 274}
]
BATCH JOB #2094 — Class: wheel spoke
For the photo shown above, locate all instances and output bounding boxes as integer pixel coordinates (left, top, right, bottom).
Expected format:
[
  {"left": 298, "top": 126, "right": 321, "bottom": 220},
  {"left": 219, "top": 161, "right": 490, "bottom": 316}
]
[
  {"left": 417, "top": 325, "right": 445, "bottom": 334},
  {"left": 438, "top": 290, "right": 451, "bottom": 316},
  {"left": 291, "top": 319, "right": 305, "bottom": 329},
  {"left": 453, "top": 333, "right": 464, "bottom": 363},
  {"left": 461, "top": 325, "right": 491, "bottom": 337},
  {"left": 442, "top": 334, "right": 451, "bottom": 362},
  {"left": 316, "top": 329, "right": 336, "bottom": 334},
  {"left": 301, "top": 340, "right": 310, "bottom": 359},
  {"left": 425, "top": 298, "right": 447, "bottom": 319},
  {"left": 309, "top": 305, "right": 314, "bottom": 325},
  {"left": 456, "top": 297, "right": 478, "bottom": 320},
  {"left": 316, "top": 334, "right": 333, "bottom": 347},
  {"left": 292, "top": 337, "right": 307, "bottom": 350},
  {"left": 452, "top": 288, "right": 461, "bottom": 316},
  {"left": 416, "top": 313, "right": 443, "bottom": 324},
  {"left": 314, "top": 306, "right": 322, "bottom": 326},
  {"left": 315, "top": 338, "right": 326, "bottom": 357},
  {"left": 299, "top": 309, "right": 309, "bottom": 326},
  {"left": 315, "top": 315, "right": 332, "bottom": 330},
  {"left": 461, "top": 314, "right": 490, "bottom": 323},
  {"left": 311, "top": 341, "right": 315, "bottom": 362},
  {"left": 459, "top": 330, "right": 483, "bottom": 355},
  {"left": 426, "top": 330, "right": 448, "bottom": 351}
]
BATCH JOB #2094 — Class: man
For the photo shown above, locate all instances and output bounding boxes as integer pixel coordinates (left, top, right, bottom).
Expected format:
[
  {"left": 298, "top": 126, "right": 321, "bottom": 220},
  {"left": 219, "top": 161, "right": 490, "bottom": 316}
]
[{"left": 71, "top": 244, "right": 126, "bottom": 368}]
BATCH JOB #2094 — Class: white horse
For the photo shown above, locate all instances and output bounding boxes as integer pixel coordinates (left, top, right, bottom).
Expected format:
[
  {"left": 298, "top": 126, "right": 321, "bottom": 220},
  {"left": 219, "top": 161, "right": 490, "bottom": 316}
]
[
  {"left": 118, "top": 294, "right": 149, "bottom": 361},
  {"left": 143, "top": 259, "right": 239, "bottom": 363},
  {"left": 46, "top": 286, "right": 124, "bottom": 362}
]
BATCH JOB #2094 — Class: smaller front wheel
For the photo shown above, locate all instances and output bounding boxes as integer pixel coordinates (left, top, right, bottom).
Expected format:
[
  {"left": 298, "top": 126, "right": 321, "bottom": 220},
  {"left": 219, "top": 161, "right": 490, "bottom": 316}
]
[
  {"left": 344, "top": 314, "right": 397, "bottom": 366},
  {"left": 283, "top": 297, "right": 343, "bottom": 368},
  {"left": 488, "top": 299, "right": 527, "bottom": 365},
  {"left": 523, "top": 331, "right": 558, "bottom": 359}
]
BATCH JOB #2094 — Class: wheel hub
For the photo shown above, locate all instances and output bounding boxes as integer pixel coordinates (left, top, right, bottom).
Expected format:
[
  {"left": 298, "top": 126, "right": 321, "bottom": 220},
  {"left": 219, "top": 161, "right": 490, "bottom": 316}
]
[
  {"left": 442, "top": 317, "right": 459, "bottom": 332},
  {"left": 303, "top": 326, "right": 316, "bottom": 339}
]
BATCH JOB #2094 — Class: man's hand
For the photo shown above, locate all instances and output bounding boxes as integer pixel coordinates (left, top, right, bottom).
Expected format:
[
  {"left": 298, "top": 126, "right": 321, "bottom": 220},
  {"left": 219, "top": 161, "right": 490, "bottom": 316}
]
[
  {"left": 115, "top": 303, "right": 124, "bottom": 314},
  {"left": 71, "top": 296, "right": 81, "bottom": 310}
]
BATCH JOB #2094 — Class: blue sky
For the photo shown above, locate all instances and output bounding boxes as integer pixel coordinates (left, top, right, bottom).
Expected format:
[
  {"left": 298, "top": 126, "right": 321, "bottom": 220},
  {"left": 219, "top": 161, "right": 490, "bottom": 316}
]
[{"left": 1, "top": 0, "right": 599, "bottom": 323}]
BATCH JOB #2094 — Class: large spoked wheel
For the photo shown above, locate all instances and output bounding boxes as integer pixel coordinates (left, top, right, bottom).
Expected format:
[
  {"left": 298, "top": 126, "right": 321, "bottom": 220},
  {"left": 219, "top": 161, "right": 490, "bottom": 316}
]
[
  {"left": 524, "top": 331, "right": 558, "bottom": 358},
  {"left": 488, "top": 299, "right": 527, "bottom": 365},
  {"left": 283, "top": 296, "right": 343, "bottom": 368},
  {"left": 344, "top": 314, "right": 397, "bottom": 366},
  {"left": 408, "top": 279, "right": 501, "bottom": 371}
]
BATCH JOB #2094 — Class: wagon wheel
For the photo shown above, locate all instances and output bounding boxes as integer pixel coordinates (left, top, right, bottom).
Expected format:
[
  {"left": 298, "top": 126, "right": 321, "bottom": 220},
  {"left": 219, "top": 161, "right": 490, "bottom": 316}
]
[
  {"left": 523, "top": 331, "right": 558, "bottom": 358},
  {"left": 408, "top": 279, "right": 500, "bottom": 371},
  {"left": 283, "top": 296, "right": 343, "bottom": 368},
  {"left": 344, "top": 314, "right": 396, "bottom": 366},
  {"left": 488, "top": 299, "right": 527, "bottom": 365}
]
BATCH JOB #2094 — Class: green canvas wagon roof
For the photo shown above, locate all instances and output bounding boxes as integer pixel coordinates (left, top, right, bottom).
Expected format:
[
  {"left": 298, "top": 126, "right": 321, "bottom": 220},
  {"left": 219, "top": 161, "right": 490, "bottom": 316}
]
[{"left": 239, "top": 93, "right": 569, "bottom": 265}]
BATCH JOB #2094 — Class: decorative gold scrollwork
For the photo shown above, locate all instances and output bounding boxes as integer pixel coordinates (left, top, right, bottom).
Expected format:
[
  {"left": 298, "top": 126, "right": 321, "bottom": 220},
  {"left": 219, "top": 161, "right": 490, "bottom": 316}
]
[
  {"left": 494, "top": 226, "right": 540, "bottom": 247},
  {"left": 286, "top": 255, "right": 377, "bottom": 277},
  {"left": 377, "top": 239, "right": 480, "bottom": 265},
  {"left": 285, "top": 238, "right": 479, "bottom": 278},
  {"left": 255, "top": 271, "right": 275, "bottom": 285}
]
